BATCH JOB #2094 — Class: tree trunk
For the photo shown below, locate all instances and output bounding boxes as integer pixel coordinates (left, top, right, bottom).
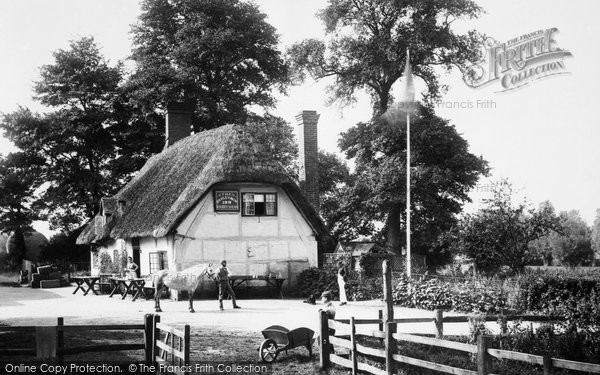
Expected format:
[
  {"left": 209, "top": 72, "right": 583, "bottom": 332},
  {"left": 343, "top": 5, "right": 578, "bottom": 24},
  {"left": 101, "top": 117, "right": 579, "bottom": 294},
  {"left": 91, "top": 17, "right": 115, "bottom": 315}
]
[
  {"left": 8, "top": 227, "right": 27, "bottom": 270},
  {"left": 376, "top": 84, "right": 392, "bottom": 116},
  {"left": 385, "top": 204, "right": 403, "bottom": 255}
]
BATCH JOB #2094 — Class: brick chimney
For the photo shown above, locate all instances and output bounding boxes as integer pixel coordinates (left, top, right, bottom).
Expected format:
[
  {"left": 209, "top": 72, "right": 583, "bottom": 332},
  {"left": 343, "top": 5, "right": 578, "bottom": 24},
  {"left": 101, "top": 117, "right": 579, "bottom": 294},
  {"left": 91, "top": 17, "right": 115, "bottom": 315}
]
[
  {"left": 296, "top": 110, "right": 320, "bottom": 213},
  {"left": 165, "top": 103, "right": 193, "bottom": 148}
]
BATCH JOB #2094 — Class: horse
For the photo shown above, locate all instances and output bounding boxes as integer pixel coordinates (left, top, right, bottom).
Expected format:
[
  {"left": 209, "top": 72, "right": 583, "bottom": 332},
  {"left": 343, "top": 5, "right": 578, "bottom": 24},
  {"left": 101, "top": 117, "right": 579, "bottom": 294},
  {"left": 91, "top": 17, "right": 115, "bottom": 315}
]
[{"left": 148, "top": 263, "right": 215, "bottom": 313}]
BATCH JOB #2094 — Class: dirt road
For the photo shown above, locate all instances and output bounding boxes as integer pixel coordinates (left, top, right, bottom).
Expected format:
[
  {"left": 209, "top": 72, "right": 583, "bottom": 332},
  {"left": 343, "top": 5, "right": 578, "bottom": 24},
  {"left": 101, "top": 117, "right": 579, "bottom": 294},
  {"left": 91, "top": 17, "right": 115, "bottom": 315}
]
[{"left": 0, "top": 284, "right": 483, "bottom": 336}]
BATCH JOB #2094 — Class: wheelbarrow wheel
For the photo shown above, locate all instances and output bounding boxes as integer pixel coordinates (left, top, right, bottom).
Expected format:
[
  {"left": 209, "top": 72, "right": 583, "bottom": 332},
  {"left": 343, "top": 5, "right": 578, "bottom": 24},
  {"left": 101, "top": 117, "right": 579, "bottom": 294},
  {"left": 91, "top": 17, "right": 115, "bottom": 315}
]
[{"left": 259, "top": 339, "right": 278, "bottom": 362}]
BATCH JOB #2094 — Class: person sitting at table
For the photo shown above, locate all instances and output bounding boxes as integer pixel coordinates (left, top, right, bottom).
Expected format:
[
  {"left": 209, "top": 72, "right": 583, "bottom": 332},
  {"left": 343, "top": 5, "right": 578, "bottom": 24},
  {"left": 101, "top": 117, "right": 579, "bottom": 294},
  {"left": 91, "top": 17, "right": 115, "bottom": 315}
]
[
  {"left": 216, "top": 259, "right": 241, "bottom": 311},
  {"left": 126, "top": 256, "right": 138, "bottom": 280}
]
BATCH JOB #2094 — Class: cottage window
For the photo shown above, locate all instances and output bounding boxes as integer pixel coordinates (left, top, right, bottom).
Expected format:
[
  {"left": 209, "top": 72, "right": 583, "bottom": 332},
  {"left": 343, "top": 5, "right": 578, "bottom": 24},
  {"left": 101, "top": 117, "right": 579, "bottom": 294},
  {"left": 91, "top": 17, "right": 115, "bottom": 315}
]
[
  {"left": 149, "top": 251, "right": 168, "bottom": 274},
  {"left": 242, "top": 193, "right": 277, "bottom": 216}
]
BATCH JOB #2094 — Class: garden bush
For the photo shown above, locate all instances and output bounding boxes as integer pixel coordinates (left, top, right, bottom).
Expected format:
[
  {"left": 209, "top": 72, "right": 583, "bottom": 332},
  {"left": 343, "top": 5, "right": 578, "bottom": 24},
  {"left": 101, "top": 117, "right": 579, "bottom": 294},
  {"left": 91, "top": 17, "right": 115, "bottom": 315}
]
[
  {"left": 97, "top": 251, "right": 113, "bottom": 274},
  {"left": 515, "top": 272, "right": 600, "bottom": 311},
  {"left": 494, "top": 322, "right": 600, "bottom": 364},
  {"left": 410, "top": 279, "right": 453, "bottom": 310},
  {"left": 297, "top": 266, "right": 385, "bottom": 301},
  {"left": 346, "top": 273, "right": 383, "bottom": 301},
  {"left": 296, "top": 267, "right": 338, "bottom": 298},
  {"left": 392, "top": 275, "right": 506, "bottom": 313}
]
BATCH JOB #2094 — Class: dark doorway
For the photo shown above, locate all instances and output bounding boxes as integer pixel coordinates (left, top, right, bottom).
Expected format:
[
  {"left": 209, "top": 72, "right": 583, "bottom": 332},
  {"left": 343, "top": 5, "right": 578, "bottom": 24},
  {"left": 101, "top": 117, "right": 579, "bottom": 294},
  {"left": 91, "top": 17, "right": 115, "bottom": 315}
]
[{"left": 132, "top": 238, "right": 141, "bottom": 277}]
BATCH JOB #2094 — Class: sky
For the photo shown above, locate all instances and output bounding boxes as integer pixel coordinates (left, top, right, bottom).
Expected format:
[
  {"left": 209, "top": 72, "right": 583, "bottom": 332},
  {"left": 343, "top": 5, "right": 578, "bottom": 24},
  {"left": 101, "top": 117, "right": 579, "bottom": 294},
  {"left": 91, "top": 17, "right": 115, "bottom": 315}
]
[{"left": 0, "top": 0, "right": 599, "bottom": 237}]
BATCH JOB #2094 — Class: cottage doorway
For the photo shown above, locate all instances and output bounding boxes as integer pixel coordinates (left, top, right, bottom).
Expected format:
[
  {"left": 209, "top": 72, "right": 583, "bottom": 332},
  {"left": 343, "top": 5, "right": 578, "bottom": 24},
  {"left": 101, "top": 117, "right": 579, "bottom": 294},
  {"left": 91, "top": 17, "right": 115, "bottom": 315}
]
[{"left": 132, "top": 238, "right": 141, "bottom": 278}]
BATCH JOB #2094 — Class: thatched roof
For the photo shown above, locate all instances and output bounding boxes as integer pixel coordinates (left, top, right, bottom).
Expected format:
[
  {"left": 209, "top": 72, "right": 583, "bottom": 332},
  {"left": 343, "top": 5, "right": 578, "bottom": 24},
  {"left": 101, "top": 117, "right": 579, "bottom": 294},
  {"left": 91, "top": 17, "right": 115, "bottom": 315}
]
[{"left": 77, "top": 124, "right": 326, "bottom": 245}]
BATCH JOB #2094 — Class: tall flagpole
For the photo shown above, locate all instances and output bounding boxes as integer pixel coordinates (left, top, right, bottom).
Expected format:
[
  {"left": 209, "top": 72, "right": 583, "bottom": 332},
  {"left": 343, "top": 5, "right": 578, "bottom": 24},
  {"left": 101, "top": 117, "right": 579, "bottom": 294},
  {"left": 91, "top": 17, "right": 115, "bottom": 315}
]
[
  {"left": 403, "top": 48, "right": 414, "bottom": 279},
  {"left": 406, "top": 105, "right": 411, "bottom": 278},
  {"left": 384, "top": 48, "right": 415, "bottom": 278}
]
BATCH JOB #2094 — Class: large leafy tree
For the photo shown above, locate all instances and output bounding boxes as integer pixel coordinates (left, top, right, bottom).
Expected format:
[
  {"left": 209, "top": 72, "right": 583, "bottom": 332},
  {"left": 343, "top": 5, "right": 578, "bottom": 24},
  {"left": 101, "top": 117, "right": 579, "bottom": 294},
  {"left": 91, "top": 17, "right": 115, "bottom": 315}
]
[
  {"left": 287, "top": 0, "right": 484, "bottom": 113},
  {"left": 0, "top": 153, "right": 43, "bottom": 268},
  {"left": 339, "top": 107, "right": 487, "bottom": 266},
  {"left": 287, "top": 0, "right": 487, "bottom": 269},
  {"left": 450, "top": 182, "right": 561, "bottom": 274},
  {"left": 316, "top": 151, "right": 370, "bottom": 240},
  {"left": 245, "top": 114, "right": 299, "bottom": 178},
  {"left": 128, "top": 0, "right": 290, "bottom": 130},
  {"left": 0, "top": 38, "right": 157, "bottom": 231},
  {"left": 539, "top": 210, "right": 593, "bottom": 267},
  {"left": 552, "top": 210, "right": 593, "bottom": 266}
]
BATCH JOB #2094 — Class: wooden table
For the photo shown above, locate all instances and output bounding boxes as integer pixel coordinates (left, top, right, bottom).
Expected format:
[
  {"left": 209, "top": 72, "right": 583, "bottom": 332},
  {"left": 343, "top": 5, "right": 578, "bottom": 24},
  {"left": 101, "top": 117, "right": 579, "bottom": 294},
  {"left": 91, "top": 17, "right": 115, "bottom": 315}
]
[
  {"left": 71, "top": 276, "right": 100, "bottom": 296},
  {"left": 227, "top": 276, "right": 286, "bottom": 299},
  {"left": 96, "top": 273, "right": 117, "bottom": 293},
  {"left": 108, "top": 277, "right": 148, "bottom": 301}
]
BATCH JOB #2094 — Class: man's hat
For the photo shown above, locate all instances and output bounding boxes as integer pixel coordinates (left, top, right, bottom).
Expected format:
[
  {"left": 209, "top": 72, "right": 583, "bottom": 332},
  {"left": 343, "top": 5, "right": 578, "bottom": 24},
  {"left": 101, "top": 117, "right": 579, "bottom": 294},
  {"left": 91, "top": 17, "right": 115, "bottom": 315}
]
[{"left": 220, "top": 259, "right": 227, "bottom": 265}]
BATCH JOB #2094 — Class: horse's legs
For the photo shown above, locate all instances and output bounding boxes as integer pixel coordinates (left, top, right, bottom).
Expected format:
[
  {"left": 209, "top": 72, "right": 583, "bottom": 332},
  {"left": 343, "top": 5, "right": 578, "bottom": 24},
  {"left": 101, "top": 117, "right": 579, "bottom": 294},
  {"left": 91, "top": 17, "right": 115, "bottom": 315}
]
[
  {"left": 188, "top": 290, "right": 195, "bottom": 313},
  {"left": 155, "top": 283, "right": 163, "bottom": 312}
]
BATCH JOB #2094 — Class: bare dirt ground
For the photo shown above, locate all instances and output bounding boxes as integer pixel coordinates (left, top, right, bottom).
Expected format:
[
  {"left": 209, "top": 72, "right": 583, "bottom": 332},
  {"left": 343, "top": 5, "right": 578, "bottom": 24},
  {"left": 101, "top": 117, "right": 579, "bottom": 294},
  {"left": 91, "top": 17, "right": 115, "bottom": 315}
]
[
  {"left": 0, "top": 284, "right": 477, "bottom": 374},
  {"left": 0, "top": 284, "right": 472, "bottom": 335}
]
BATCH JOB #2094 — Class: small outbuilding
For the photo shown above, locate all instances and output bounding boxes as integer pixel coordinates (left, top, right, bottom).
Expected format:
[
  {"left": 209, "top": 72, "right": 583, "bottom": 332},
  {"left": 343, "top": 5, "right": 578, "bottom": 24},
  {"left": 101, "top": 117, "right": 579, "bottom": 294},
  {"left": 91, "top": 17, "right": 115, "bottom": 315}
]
[{"left": 76, "top": 107, "right": 326, "bottom": 294}]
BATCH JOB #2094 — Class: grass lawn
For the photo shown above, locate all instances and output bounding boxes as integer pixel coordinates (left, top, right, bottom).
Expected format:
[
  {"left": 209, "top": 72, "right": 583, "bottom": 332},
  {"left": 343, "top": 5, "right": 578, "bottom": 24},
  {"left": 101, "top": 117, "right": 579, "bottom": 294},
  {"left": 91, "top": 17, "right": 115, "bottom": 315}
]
[{"left": 0, "top": 327, "right": 347, "bottom": 375}]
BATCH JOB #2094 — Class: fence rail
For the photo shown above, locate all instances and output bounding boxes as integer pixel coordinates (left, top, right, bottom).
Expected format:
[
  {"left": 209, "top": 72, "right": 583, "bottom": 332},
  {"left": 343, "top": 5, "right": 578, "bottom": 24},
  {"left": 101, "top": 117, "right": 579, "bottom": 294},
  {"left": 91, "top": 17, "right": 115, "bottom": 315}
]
[
  {"left": 0, "top": 314, "right": 189, "bottom": 372},
  {"left": 318, "top": 259, "right": 600, "bottom": 375}
]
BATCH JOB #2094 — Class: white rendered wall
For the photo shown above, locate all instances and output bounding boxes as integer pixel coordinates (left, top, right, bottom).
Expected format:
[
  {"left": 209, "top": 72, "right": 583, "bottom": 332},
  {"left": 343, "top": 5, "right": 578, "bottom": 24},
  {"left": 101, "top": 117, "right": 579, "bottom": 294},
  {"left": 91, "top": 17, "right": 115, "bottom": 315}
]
[
  {"left": 174, "top": 183, "right": 318, "bottom": 290},
  {"left": 134, "top": 235, "right": 174, "bottom": 276}
]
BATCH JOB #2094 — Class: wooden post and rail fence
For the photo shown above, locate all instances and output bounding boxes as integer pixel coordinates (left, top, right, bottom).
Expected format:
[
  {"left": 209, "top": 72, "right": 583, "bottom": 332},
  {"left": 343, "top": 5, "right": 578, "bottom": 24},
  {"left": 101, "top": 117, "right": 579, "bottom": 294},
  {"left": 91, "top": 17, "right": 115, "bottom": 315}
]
[
  {"left": 319, "top": 260, "right": 600, "bottom": 375},
  {"left": 0, "top": 314, "right": 189, "bottom": 373}
]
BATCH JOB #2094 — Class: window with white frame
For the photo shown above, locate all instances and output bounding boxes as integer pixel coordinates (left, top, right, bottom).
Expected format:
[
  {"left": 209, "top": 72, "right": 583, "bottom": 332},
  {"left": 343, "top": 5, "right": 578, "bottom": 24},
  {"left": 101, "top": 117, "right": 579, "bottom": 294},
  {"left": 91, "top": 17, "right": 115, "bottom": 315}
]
[
  {"left": 242, "top": 193, "right": 277, "bottom": 216},
  {"left": 149, "top": 251, "right": 168, "bottom": 274}
]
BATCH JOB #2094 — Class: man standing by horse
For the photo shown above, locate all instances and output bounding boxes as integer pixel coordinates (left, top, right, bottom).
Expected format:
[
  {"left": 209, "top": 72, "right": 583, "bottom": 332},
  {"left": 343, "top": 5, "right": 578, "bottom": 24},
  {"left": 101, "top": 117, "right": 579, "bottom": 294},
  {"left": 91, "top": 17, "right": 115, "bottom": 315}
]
[{"left": 217, "top": 260, "right": 241, "bottom": 311}]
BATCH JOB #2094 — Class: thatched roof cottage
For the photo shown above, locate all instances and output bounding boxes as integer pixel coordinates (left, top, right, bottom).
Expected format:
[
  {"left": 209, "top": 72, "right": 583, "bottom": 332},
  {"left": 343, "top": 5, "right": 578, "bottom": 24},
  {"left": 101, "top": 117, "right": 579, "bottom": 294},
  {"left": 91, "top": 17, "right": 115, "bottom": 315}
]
[{"left": 77, "top": 106, "right": 326, "bottom": 294}]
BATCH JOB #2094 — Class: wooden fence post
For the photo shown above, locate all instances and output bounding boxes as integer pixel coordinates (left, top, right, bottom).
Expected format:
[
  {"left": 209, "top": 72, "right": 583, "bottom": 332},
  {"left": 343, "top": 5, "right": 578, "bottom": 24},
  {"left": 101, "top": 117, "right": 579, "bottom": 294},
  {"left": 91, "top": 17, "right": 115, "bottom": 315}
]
[
  {"left": 152, "top": 314, "right": 161, "bottom": 365},
  {"left": 144, "top": 314, "right": 154, "bottom": 365},
  {"left": 319, "top": 310, "right": 330, "bottom": 369},
  {"left": 350, "top": 317, "right": 358, "bottom": 375},
  {"left": 184, "top": 324, "right": 190, "bottom": 368},
  {"left": 477, "top": 335, "right": 492, "bottom": 375},
  {"left": 543, "top": 355, "right": 554, "bottom": 375},
  {"left": 435, "top": 310, "right": 443, "bottom": 339},
  {"left": 382, "top": 260, "right": 395, "bottom": 333},
  {"left": 385, "top": 321, "right": 396, "bottom": 375},
  {"left": 383, "top": 260, "right": 396, "bottom": 375},
  {"left": 57, "top": 317, "right": 64, "bottom": 364}
]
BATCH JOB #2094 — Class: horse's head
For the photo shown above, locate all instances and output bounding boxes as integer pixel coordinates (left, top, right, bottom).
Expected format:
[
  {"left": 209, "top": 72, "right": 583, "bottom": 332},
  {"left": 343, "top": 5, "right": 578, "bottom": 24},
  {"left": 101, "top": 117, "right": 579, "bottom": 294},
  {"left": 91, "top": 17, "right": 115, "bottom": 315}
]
[{"left": 205, "top": 263, "right": 215, "bottom": 279}]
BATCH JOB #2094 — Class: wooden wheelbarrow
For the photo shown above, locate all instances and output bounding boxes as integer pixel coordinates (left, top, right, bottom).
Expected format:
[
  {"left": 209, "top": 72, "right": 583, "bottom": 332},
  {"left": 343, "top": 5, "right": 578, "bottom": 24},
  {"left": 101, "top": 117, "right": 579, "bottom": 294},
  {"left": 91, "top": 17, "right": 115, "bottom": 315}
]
[{"left": 258, "top": 325, "right": 315, "bottom": 362}]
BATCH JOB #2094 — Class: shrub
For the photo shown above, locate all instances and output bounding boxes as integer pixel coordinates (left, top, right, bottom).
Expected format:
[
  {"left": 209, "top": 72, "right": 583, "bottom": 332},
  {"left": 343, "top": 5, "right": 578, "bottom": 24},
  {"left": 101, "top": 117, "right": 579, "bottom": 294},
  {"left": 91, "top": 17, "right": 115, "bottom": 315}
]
[
  {"left": 411, "top": 279, "right": 453, "bottom": 310},
  {"left": 515, "top": 271, "right": 600, "bottom": 311},
  {"left": 296, "top": 267, "right": 338, "bottom": 298},
  {"left": 346, "top": 274, "right": 383, "bottom": 301},
  {"left": 494, "top": 322, "right": 600, "bottom": 364},
  {"left": 97, "top": 251, "right": 113, "bottom": 274},
  {"left": 393, "top": 274, "right": 412, "bottom": 306},
  {"left": 392, "top": 276, "right": 506, "bottom": 313},
  {"left": 297, "top": 266, "right": 387, "bottom": 301},
  {"left": 467, "top": 314, "right": 491, "bottom": 344}
]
